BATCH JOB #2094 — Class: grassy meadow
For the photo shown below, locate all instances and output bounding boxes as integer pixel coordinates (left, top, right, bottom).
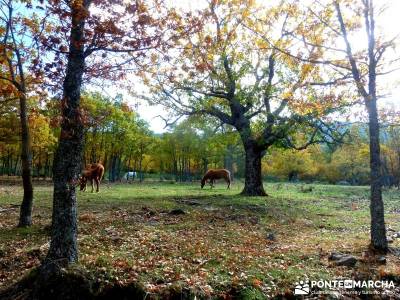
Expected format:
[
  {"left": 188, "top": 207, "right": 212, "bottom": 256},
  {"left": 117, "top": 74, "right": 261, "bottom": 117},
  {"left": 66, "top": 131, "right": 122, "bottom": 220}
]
[{"left": 0, "top": 181, "right": 400, "bottom": 298}]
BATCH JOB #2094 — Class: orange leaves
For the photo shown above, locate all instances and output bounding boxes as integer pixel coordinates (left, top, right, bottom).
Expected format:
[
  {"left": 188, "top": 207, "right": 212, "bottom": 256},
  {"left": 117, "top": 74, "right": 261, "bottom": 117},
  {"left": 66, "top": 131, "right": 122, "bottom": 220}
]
[
  {"left": 0, "top": 82, "right": 17, "bottom": 97},
  {"left": 95, "top": 20, "right": 123, "bottom": 35},
  {"left": 36, "top": 0, "right": 176, "bottom": 91},
  {"left": 204, "top": 35, "right": 213, "bottom": 45},
  {"left": 194, "top": 61, "right": 211, "bottom": 73},
  {"left": 252, "top": 278, "right": 262, "bottom": 287}
]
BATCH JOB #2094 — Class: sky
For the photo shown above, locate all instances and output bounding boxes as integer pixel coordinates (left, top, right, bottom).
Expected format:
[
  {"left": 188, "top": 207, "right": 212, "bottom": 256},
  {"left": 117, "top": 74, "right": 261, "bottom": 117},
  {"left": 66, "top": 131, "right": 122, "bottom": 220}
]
[{"left": 124, "top": 0, "right": 400, "bottom": 133}]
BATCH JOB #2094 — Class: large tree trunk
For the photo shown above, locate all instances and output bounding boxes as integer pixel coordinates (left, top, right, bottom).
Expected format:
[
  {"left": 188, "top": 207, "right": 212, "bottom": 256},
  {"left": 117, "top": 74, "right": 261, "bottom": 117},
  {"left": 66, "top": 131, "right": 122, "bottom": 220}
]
[
  {"left": 45, "top": 3, "right": 88, "bottom": 266},
  {"left": 18, "top": 94, "right": 34, "bottom": 227},
  {"left": 241, "top": 144, "right": 266, "bottom": 196},
  {"left": 366, "top": 97, "right": 387, "bottom": 251}
]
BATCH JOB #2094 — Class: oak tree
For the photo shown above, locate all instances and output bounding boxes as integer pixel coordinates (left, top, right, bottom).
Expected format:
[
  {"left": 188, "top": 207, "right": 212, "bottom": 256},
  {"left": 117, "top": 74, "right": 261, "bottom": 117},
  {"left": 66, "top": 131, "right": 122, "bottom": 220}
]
[
  {"left": 146, "top": 0, "right": 345, "bottom": 195},
  {"left": 0, "top": 0, "right": 44, "bottom": 226},
  {"left": 281, "top": 0, "right": 399, "bottom": 252},
  {"left": 40, "top": 0, "right": 179, "bottom": 268}
]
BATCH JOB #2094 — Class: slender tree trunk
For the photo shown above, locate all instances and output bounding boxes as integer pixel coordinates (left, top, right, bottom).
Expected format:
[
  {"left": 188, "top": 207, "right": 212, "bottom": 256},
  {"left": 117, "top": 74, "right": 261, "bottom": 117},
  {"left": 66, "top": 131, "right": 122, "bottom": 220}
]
[
  {"left": 2, "top": 156, "right": 5, "bottom": 175},
  {"left": 109, "top": 155, "right": 116, "bottom": 182},
  {"left": 44, "top": 153, "right": 49, "bottom": 180},
  {"left": 179, "top": 156, "right": 183, "bottom": 182},
  {"left": 37, "top": 149, "right": 42, "bottom": 178},
  {"left": 103, "top": 154, "right": 108, "bottom": 179},
  {"left": 18, "top": 94, "right": 34, "bottom": 227},
  {"left": 45, "top": 2, "right": 89, "bottom": 267},
  {"left": 366, "top": 97, "right": 387, "bottom": 251},
  {"left": 188, "top": 156, "right": 191, "bottom": 181},
  {"left": 116, "top": 155, "right": 122, "bottom": 181},
  {"left": 7, "top": 150, "right": 11, "bottom": 176},
  {"left": 241, "top": 144, "right": 266, "bottom": 196},
  {"left": 110, "top": 155, "right": 114, "bottom": 182},
  {"left": 91, "top": 128, "right": 97, "bottom": 162},
  {"left": 202, "top": 157, "right": 208, "bottom": 174},
  {"left": 139, "top": 156, "right": 143, "bottom": 182},
  {"left": 224, "top": 144, "right": 234, "bottom": 180},
  {"left": 13, "top": 156, "right": 20, "bottom": 176},
  {"left": 13, "top": 156, "right": 17, "bottom": 174},
  {"left": 335, "top": 0, "right": 387, "bottom": 251}
]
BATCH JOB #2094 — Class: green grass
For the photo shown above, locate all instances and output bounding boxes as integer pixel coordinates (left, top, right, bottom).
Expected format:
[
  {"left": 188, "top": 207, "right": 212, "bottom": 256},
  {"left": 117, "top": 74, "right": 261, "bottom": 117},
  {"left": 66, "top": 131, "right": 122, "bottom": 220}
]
[{"left": 0, "top": 181, "right": 400, "bottom": 298}]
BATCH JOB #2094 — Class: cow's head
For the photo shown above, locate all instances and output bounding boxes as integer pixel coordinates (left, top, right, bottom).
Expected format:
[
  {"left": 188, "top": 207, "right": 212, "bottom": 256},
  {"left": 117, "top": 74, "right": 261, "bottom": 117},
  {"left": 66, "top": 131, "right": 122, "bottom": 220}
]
[{"left": 201, "top": 177, "right": 206, "bottom": 189}]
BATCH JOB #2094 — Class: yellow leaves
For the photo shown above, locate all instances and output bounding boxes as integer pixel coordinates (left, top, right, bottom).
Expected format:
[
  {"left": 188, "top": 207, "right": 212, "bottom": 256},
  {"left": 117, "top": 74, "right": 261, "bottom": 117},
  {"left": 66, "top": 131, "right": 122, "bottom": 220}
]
[
  {"left": 255, "top": 38, "right": 268, "bottom": 49},
  {"left": 44, "top": 24, "right": 53, "bottom": 34},
  {"left": 289, "top": 92, "right": 337, "bottom": 117},
  {"left": 309, "top": 33, "right": 324, "bottom": 46},
  {"left": 344, "top": 17, "right": 362, "bottom": 31},
  {"left": 299, "top": 63, "right": 313, "bottom": 81},
  {"left": 263, "top": 146, "right": 321, "bottom": 181},
  {"left": 278, "top": 49, "right": 297, "bottom": 70},
  {"left": 281, "top": 91, "right": 293, "bottom": 100},
  {"left": 150, "top": 53, "right": 158, "bottom": 64},
  {"left": 206, "top": 52, "right": 214, "bottom": 62},
  {"left": 242, "top": 7, "right": 250, "bottom": 18},
  {"left": 29, "top": 112, "right": 57, "bottom": 150},
  {"left": 142, "top": 75, "right": 150, "bottom": 86}
]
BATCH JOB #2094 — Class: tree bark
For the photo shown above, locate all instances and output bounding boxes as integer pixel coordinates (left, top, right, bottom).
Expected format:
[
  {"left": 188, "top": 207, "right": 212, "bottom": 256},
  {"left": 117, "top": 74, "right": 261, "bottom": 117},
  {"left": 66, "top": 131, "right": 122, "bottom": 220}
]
[
  {"left": 366, "top": 97, "right": 387, "bottom": 251},
  {"left": 109, "top": 155, "right": 116, "bottom": 182},
  {"left": 18, "top": 93, "right": 34, "bottom": 227},
  {"left": 7, "top": 150, "right": 11, "bottom": 176},
  {"left": 91, "top": 127, "right": 97, "bottom": 162},
  {"left": 224, "top": 144, "right": 234, "bottom": 180},
  {"left": 202, "top": 158, "right": 208, "bottom": 174},
  {"left": 45, "top": 2, "right": 89, "bottom": 266},
  {"left": 139, "top": 156, "right": 143, "bottom": 182},
  {"left": 241, "top": 144, "right": 266, "bottom": 196}
]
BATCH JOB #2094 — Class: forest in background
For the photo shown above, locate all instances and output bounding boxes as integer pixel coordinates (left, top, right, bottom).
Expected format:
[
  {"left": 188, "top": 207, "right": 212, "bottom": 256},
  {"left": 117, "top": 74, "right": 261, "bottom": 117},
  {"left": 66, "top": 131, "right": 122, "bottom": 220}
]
[{"left": 2, "top": 91, "right": 400, "bottom": 186}]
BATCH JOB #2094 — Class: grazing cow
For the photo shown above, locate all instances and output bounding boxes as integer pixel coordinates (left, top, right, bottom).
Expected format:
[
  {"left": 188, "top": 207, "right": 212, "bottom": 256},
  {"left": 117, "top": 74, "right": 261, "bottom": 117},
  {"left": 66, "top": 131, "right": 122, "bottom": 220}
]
[
  {"left": 79, "top": 163, "right": 104, "bottom": 192},
  {"left": 201, "top": 169, "right": 231, "bottom": 189}
]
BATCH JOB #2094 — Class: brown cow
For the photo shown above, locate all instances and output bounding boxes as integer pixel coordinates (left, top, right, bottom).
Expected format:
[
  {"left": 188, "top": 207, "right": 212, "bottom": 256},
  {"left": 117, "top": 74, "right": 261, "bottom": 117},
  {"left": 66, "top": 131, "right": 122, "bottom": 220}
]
[
  {"left": 79, "top": 163, "right": 104, "bottom": 192},
  {"left": 201, "top": 169, "right": 231, "bottom": 189}
]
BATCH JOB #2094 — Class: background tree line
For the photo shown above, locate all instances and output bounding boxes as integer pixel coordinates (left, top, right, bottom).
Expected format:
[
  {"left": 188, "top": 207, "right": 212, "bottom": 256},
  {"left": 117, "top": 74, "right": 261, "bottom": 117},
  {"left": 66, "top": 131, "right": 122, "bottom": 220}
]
[{"left": 2, "top": 90, "right": 400, "bottom": 187}]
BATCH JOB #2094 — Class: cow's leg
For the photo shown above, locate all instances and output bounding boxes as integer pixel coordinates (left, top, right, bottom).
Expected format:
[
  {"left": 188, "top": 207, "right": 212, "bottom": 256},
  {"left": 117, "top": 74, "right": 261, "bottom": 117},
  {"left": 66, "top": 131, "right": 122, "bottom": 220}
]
[
  {"left": 227, "top": 178, "right": 230, "bottom": 189},
  {"left": 91, "top": 179, "right": 94, "bottom": 193},
  {"left": 95, "top": 178, "right": 100, "bottom": 192}
]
